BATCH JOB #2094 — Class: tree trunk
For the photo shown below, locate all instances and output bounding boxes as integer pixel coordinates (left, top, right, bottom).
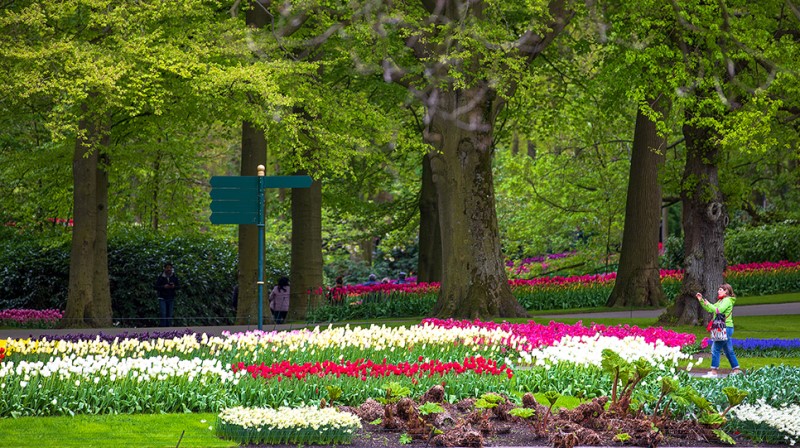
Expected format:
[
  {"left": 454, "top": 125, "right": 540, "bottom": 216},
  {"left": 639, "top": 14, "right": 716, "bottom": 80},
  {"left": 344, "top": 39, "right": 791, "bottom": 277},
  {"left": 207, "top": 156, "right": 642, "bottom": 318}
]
[
  {"left": 236, "top": 120, "right": 267, "bottom": 325},
  {"left": 89, "top": 152, "right": 113, "bottom": 326},
  {"left": 659, "top": 116, "right": 727, "bottom": 325},
  {"left": 607, "top": 102, "right": 667, "bottom": 308},
  {"left": 427, "top": 86, "right": 527, "bottom": 319},
  {"left": 288, "top": 176, "right": 323, "bottom": 321},
  {"left": 417, "top": 153, "right": 442, "bottom": 283},
  {"left": 236, "top": 2, "right": 271, "bottom": 325},
  {"left": 64, "top": 111, "right": 100, "bottom": 328}
]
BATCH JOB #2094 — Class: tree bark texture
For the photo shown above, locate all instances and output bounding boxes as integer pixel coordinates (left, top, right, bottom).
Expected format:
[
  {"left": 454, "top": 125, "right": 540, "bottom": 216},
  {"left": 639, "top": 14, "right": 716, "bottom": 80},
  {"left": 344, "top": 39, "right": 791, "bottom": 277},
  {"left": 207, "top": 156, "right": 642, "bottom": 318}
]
[
  {"left": 89, "top": 153, "right": 113, "bottom": 326},
  {"left": 417, "top": 153, "right": 442, "bottom": 283},
  {"left": 607, "top": 103, "right": 667, "bottom": 308},
  {"left": 427, "top": 86, "right": 527, "bottom": 319},
  {"left": 236, "top": 120, "right": 267, "bottom": 325},
  {"left": 65, "top": 108, "right": 112, "bottom": 328},
  {"left": 289, "top": 176, "right": 323, "bottom": 321},
  {"left": 660, "top": 117, "right": 727, "bottom": 325}
]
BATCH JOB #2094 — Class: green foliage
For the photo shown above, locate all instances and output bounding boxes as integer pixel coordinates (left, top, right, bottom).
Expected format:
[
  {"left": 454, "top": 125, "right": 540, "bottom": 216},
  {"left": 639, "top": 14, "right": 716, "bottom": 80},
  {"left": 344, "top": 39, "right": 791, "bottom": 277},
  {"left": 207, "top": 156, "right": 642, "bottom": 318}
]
[
  {"left": 417, "top": 402, "right": 444, "bottom": 416},
  {"left": 0, "top": 229, "right": 282, "bottom": 326},
  {"left": 712, "top": 429, "right": 737, "bottom": 445},
  {"left": 509, "top": 407, "right": 535, "bottom": 419},
  {"left": 726, "top": 223, "right": 800, "bottom": 265},
  {"left": 699, "top": 412, "right": 726, "bottom": 426},
  {"left": 541, "top": 391, "right": 561, "bottom": 407},
  {"left": 325, "top": 386, "right": 343, "bottom": 406},
  {"left": 722, "top": 387, "right": 748, "bottom": 408},
  {"left": 377, "top": 382, "right": 411, "bottom": 405},
  {"left": 399, "top": 433, "right": 413, "bottom": 445},
  {"left": 662, "top": 236, "right": 685, "bottom": 270},
  {"left": 614, "top": 432, "right": 632, "bottom": 442}
]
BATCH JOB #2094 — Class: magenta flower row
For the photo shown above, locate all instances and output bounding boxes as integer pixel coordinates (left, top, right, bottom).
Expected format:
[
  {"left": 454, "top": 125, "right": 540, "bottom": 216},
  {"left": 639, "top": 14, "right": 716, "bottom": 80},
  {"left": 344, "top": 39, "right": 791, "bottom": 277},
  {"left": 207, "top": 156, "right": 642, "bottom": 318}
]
[
  {"left": 0, "top": 308, "right": 63, "bottom": 324},
  {"left": 421, "top": 318, "right": 696, "bottom": 349}
]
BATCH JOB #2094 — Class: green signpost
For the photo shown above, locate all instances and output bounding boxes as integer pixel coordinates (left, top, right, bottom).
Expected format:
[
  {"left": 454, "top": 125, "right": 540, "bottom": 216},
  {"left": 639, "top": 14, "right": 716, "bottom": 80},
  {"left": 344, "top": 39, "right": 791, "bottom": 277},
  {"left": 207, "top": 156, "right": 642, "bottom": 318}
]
[{"left": 209, "top": 166, "right": 313, "bottom": 330}]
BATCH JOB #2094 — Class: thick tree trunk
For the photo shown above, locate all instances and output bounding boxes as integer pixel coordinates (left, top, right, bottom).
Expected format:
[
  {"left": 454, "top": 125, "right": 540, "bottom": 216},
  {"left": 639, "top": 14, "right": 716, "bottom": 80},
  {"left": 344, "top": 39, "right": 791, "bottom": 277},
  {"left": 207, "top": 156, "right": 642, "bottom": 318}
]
[
  {"left": 64, "top": 112, "right": 100, "bottom": 328},
  {"left": 236, "top": 120, "right": 267, "bottom": 325},
  {"left": 427, "top": 87, "right": 527, "bottom": 319},
  {"left": 607, "top": 103, "right": 667, "bottom": 307},
  {"left": 89, "top": 153, "right": 113, "bottom": 326},
  {"left": 659, "top": 117, "right": 727, "bottom": 325},
  {"left": 417, "top": 154, "right": 442, "bottom": 283},
  {"left": 288, "top": 177, "right": 323, "bottom": 321}
]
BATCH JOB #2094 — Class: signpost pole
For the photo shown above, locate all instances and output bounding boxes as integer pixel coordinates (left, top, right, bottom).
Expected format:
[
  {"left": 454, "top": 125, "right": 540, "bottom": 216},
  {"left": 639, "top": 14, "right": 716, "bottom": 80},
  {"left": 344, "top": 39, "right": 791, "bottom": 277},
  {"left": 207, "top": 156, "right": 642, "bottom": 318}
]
[{"left": 256, "top": 165, "right": 266, "bottom": 331}]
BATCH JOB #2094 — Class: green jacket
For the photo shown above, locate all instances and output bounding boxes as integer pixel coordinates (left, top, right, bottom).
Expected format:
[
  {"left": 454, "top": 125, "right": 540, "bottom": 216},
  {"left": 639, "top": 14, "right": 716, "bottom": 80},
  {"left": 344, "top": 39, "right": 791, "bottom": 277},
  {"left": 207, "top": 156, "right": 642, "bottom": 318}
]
[{"left": 700, "top": 295, "right": 736, "bottom": 327}]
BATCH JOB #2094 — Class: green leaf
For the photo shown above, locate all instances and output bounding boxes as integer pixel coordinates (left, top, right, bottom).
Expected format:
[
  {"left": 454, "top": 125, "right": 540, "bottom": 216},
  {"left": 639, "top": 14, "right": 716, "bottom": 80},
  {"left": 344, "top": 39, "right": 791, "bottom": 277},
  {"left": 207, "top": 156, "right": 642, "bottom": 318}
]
[
  {"left": 418, "top": 402, "right": 444, "bottom": 416},
  {"left": 509, "top": 408, "right": 535, "bottom": 419},
  {"left": 614, "top": 433, "right": 631, "bottom": 442},
  {"left": 698, "top": 412, "right": 726, "bottom": 426},
  {"left": 712, "top": 429, "right": 736, "bottom": 445},
  {"left": 722, "top": 387, "right": 748, "bottom": 407},
  {"left": 542, "top": 391, "right": 561, "bottom": 406}
]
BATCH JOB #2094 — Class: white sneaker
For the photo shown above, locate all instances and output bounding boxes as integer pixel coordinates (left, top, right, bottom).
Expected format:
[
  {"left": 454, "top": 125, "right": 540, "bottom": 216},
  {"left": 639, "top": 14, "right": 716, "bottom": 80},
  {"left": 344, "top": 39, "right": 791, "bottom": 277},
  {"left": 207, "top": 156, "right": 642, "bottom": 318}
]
[
  {"left": 729, "top": 369, "right": 742, "bottom": 376},
  {"left": 702, "top": 371, "right": 718, "bottom": 378}
]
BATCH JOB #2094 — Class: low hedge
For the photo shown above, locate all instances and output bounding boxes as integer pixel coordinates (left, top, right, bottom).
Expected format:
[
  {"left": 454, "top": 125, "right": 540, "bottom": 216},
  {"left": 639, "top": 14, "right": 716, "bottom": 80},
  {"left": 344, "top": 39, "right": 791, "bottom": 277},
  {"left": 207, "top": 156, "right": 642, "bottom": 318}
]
[
  {"left": 726, "top": 222, "right": 800, "bottom": 265},
  {"left": 0, "top": 228, "right": 288, "bottom": 326}
]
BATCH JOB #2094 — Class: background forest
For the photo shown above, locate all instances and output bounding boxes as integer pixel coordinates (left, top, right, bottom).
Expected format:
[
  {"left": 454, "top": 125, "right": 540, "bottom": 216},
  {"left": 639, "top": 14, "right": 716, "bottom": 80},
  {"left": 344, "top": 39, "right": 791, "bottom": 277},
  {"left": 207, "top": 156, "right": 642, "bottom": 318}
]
[{"left": 0, "top": 0, "right": 798, "bottom": 327}]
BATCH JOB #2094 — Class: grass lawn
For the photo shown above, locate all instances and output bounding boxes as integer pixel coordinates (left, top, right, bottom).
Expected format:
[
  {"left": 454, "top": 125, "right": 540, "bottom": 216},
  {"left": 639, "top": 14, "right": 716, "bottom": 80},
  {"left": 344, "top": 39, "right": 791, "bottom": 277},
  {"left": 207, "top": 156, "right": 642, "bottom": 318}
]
[
  {"left": 530, "top": 315, "right": 800, "bottom": 340},
  {"left": 527, "top": 291, "right": 800, "bottom": 316},
  {"left": 0, "top": 412, "right": 235, "bottom": 448}
]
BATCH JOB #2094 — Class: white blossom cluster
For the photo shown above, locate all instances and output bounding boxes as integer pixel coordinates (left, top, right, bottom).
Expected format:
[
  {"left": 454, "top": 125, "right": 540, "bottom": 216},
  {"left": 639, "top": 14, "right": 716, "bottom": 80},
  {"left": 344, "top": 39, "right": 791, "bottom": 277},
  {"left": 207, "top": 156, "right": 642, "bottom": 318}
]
[
  {"left": 730, "top": 399, "right": 799, "bottom": 446},
  {"left": 0, "top": 354, "right": 234, "bottom": 386},
  {"left": 510, "top": 334, "right": 688, "bottom": 369},
  {"left": 218, "top": 406, "right": 361, "bottom": 432},
  {"left": 4, "top": 323, "right": 513, "bottom": 358},
  {"left": 222, "top": 323, "right": 514, "bottom": 354}
]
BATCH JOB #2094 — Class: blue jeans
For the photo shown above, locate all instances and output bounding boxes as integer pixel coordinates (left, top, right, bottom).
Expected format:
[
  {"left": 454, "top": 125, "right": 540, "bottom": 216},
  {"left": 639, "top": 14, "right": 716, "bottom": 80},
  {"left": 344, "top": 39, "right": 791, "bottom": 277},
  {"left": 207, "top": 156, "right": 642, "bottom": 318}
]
[
  {"left": 711, "top": 327, "right": 739, "bottom": 369},
  {"left": 159, "top": 298, "right": 175, "bottom": 327}
]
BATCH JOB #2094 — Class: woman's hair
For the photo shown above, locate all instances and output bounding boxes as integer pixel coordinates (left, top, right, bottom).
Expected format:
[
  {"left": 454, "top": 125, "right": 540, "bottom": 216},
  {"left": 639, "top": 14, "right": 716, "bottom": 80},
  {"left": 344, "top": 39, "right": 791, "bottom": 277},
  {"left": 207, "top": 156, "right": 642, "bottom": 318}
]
[
  {"left": 720, "top": 283, "right": 735, "bottom": 297},
  {"left": 335, "top": 276, "right": 344, "bottom": 285},
  {"left": 278, "top": 276, "right": 290, "bottom": 291}
]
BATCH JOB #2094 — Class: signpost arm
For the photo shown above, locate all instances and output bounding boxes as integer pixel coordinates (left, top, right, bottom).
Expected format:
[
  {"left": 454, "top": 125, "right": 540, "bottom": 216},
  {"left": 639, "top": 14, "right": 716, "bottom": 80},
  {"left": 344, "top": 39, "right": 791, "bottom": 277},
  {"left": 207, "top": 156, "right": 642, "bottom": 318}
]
[{"left": 257, "top": 165, "right": 266, "bottom": 331}]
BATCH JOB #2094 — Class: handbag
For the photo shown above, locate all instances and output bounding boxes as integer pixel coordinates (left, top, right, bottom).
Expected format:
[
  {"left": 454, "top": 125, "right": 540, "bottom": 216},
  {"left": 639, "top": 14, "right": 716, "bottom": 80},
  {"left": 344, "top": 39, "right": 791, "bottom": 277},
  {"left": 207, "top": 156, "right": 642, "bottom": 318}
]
[{"left": 708, "top": 308, "right": 728, "bottom": 342}]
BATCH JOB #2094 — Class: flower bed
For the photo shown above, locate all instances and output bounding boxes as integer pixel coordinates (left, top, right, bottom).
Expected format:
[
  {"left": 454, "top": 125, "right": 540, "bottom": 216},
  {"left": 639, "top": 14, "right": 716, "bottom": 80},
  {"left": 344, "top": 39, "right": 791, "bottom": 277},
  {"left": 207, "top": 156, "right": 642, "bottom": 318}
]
[
  {"left": 307, "top": 261, "right": 800, "bottom": 319},
  {"left": 216, "top": 406, "right": 361, "bottom": 445},
  {"left": 729, "top": 399, "right": 800, "bottom": 446},
  {"left": 0, "top": 320, "right": 697, "bottom": 417},
  {"left": 0, "top": 309, "right": 62, "bottom": 328}
]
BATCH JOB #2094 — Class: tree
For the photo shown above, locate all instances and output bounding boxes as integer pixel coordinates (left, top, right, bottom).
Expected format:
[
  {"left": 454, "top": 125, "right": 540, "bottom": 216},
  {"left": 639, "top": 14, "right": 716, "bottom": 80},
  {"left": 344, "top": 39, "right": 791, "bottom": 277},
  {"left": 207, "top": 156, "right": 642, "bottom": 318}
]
[
  {"left": 364, "top": 0, "right": 576, "bottom": 318},
  {"left": 606, "top": 100, "right": 668, "bottom": 308},
  {"left": 656, "top": 0, "right": 800, "bottom": 324},
  {"left": 0, "top": 0, "right": 265, "bottom": 326}
]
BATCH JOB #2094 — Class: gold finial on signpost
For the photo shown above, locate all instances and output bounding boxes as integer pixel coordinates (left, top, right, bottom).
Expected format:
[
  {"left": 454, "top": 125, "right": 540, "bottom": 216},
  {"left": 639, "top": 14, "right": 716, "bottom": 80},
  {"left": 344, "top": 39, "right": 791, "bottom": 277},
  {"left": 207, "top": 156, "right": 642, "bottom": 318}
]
[{"left": 257, "top": 165, "right": 265, "bottom": 176}]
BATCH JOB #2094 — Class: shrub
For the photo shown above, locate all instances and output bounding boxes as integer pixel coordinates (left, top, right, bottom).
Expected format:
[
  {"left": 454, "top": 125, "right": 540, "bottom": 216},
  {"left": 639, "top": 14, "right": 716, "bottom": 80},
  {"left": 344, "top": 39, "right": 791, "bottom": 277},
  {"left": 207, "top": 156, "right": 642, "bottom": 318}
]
[
  {"left": 0, "top": 228, "right": 290, "bottom": 326},
  {"left": 726, "top": 222, "right": 800, "bottom": 265}
]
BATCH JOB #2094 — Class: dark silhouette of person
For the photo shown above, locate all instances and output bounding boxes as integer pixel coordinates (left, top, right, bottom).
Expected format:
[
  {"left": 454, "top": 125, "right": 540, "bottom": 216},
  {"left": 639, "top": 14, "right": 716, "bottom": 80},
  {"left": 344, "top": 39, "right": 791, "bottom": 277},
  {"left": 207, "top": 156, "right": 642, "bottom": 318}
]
[{"left": 154, "top": 262, "right": 180, "bottom": 327}]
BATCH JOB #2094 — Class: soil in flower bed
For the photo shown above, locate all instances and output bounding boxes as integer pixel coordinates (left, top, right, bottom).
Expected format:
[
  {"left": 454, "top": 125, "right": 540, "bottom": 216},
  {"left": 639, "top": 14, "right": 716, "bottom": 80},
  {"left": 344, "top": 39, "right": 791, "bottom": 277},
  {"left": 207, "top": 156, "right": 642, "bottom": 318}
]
[{"left": 244, "top": 385, "right": 767, "bottom": 448}]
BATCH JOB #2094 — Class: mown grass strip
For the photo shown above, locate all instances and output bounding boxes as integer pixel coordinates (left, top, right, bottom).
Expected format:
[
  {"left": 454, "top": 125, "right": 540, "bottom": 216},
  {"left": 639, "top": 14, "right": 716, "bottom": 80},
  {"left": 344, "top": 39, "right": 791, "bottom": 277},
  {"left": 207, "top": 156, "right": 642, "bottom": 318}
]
[{"left": 0, "top": 412, "right": 235, "bottom": 448}]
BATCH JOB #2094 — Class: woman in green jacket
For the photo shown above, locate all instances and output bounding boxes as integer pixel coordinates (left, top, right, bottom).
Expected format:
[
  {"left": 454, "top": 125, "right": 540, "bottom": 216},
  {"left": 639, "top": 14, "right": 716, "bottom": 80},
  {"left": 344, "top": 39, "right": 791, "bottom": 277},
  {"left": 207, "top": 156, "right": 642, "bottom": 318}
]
[{"left": 696, "top": 283, "right": 741, "bottom": 378}]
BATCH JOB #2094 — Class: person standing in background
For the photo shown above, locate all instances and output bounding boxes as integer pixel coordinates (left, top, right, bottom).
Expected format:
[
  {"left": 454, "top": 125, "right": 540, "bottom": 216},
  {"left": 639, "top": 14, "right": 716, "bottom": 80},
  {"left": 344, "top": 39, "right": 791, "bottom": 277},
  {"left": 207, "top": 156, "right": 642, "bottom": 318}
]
[
  {"left": 269, "top": 277, "right": 290, "bottom": 324},
  {"left": 154, "top": 262, "right": 180, "bottom": 327}
]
